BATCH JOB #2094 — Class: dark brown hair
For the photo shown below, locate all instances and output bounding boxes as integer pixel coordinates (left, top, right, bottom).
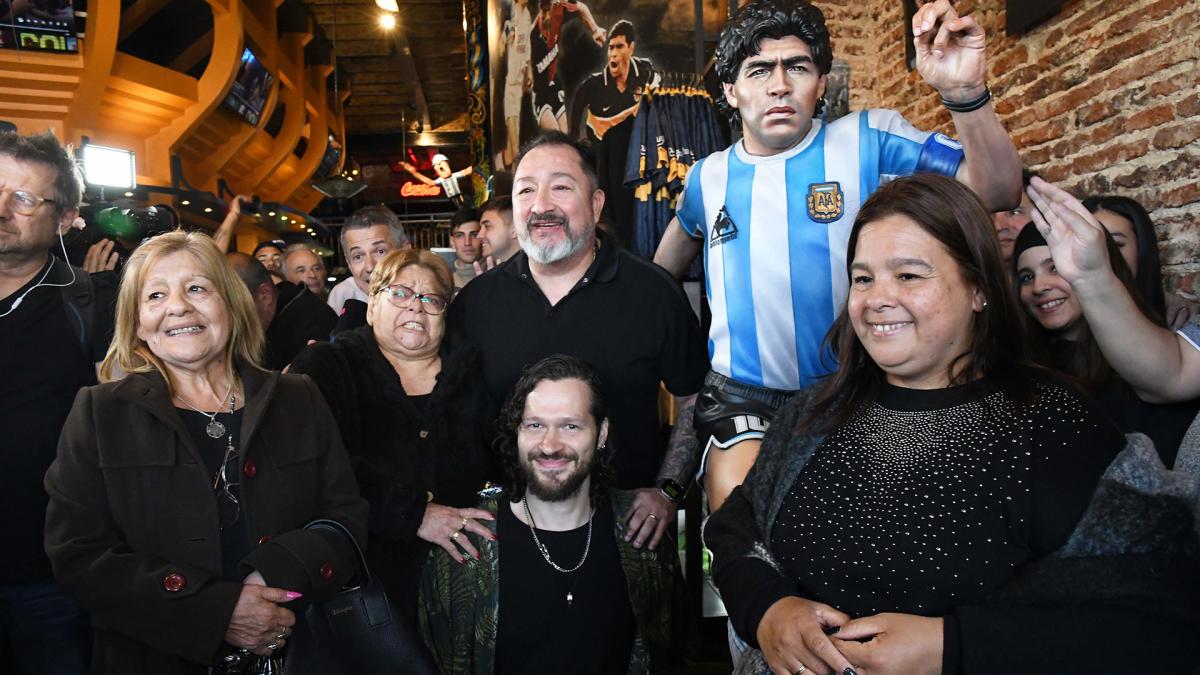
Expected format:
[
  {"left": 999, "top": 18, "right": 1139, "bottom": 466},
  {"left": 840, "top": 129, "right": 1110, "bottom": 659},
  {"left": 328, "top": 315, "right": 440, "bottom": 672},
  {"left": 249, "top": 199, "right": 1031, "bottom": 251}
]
[
  {"left": 803, "top": 174, "right": 1039, "bottom": 432},
  {"left": 1014, "top": 223, "right": 1159, "bottom": 391},
  {"left": 494, "top": 355, "right": 614, "bottom": 503}
]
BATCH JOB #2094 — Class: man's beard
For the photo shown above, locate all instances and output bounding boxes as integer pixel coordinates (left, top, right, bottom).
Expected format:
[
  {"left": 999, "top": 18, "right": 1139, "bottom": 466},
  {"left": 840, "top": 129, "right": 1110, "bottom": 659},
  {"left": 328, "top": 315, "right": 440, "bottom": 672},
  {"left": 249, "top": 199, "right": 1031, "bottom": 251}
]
[
  {"left": 517, "top": 209, "right": 589, "bottom": 264},
  {"left": 520, "top": 449, "right": 593, "bottom": 502}
]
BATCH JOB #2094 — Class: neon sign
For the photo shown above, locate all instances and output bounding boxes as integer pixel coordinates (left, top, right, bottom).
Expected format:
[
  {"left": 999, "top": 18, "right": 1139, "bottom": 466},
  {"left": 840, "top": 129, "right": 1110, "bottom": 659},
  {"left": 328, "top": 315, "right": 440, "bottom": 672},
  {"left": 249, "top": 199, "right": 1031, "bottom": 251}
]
[{"left": 400, "top": 181, "right": 442, "bottom": 198}]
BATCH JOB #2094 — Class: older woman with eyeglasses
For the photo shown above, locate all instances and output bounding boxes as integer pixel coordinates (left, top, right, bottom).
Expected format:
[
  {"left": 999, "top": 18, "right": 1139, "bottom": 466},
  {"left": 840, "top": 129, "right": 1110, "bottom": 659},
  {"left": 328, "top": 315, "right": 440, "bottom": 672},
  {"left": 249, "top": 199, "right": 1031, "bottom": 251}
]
[
  {"left": 43, "top": 231, "right": 367, "bottom": 675},
  {"left": 290, "top": 248, "right": 494, "bottom": 631}
]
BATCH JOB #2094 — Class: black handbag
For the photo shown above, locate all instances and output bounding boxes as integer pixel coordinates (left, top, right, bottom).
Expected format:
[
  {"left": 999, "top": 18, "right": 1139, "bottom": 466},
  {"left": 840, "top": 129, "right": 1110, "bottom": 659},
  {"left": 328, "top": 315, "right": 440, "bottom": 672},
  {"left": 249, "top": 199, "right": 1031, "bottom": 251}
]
[{"left": 282, "top": 519, "right": 440, "bottom": 675}]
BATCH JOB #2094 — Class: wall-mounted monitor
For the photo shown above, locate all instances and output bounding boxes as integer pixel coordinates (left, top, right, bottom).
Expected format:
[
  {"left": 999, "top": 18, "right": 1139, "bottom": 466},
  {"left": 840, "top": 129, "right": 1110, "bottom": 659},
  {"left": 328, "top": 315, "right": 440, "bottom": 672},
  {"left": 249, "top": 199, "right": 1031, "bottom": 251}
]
[
  {"left": 223, "top": 48, "right": 275, "bottom": 127},
  {"left": 0, "top": 1, "right": 78, "bottom": 53}
]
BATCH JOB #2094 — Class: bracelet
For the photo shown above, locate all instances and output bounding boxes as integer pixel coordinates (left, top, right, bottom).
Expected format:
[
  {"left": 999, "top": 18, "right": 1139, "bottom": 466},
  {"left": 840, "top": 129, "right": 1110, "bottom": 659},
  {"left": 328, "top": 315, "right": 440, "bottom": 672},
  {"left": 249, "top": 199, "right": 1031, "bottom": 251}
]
[{"left": 941, "top": 86, "right": 991, "bottom": 113}]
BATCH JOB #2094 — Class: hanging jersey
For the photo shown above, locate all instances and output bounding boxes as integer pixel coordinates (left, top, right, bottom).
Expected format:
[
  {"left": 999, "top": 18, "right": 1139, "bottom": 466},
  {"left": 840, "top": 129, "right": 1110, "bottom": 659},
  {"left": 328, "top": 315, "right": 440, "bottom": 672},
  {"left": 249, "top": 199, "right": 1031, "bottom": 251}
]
[{"left": 675, "top": 109, "right": 965, "bottom": 390}]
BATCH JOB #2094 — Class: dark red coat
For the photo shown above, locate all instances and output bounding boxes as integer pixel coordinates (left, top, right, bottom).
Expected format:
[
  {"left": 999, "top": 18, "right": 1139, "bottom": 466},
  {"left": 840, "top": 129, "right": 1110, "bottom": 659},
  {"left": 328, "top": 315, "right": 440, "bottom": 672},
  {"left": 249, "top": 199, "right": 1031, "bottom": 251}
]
[{"left": 44, "top": 366, "right": 368, "bottom": 675}]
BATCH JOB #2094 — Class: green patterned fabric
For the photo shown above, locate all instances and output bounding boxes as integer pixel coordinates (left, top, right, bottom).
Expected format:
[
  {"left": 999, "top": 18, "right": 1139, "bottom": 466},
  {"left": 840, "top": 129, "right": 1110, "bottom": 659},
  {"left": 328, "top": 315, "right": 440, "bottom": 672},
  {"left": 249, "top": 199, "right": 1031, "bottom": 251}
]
[{"left": 418, "top": 488, "right": 685, "bottom": 674}]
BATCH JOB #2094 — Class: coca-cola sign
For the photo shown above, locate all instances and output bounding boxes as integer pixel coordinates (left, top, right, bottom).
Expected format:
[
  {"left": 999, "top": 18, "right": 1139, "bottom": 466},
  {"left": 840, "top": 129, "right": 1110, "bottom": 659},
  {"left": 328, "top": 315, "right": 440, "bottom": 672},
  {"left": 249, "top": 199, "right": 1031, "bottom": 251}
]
[{"left": 400, "top": 181, "right": 442, "bottom": 198}]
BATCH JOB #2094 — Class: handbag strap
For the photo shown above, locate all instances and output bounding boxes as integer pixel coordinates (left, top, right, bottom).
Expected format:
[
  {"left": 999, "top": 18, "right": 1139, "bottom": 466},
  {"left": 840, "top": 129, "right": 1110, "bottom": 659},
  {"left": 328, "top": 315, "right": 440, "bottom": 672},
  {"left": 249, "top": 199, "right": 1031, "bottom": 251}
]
[{"left": 303, "top": 519, "right": 373, "bottom": 585}]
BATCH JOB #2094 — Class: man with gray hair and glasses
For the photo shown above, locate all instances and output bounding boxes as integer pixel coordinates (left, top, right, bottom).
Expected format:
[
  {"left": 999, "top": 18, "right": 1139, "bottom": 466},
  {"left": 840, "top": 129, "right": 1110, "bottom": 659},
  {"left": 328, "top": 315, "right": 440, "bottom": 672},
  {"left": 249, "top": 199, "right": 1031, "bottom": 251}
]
[{"left": 1, "top": 131, "right": 102, "bottom": 673}]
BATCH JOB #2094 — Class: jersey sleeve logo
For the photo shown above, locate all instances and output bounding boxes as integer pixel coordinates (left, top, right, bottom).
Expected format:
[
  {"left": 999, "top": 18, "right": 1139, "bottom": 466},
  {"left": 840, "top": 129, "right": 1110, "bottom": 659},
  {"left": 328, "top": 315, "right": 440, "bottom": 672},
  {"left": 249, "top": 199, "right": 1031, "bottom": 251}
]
[
  {"left": 807, "top": 182, "right": 844, "bottom": 223},
  {"left": 709, "top": 206, "right": 739, "bottom": 248}
]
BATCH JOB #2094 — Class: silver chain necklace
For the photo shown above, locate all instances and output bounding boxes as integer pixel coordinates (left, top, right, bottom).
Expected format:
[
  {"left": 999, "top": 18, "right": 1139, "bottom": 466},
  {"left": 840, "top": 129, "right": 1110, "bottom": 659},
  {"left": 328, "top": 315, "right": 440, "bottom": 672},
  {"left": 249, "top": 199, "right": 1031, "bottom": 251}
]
[
  {"left": 176, "top": 386, "right": 234, "bottom": 439},
  {"left": 522, "top": 497, "right": 593, "bottom": 578}
]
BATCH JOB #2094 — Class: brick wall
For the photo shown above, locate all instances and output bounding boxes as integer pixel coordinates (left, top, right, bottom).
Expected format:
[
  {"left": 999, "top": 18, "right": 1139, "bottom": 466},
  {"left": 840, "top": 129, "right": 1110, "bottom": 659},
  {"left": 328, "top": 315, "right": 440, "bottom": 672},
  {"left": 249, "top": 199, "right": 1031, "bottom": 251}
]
[{"left": 821, "top": 0, "right": 1199, "bottom": 296}]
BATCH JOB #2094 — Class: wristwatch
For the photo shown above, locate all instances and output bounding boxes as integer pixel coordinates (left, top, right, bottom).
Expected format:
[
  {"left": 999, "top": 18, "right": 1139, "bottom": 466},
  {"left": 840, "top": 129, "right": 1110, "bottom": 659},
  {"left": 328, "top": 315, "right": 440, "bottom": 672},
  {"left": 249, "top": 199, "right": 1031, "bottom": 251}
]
[{"left": 657, "top": 478, "right": 685, "bottom": 506}]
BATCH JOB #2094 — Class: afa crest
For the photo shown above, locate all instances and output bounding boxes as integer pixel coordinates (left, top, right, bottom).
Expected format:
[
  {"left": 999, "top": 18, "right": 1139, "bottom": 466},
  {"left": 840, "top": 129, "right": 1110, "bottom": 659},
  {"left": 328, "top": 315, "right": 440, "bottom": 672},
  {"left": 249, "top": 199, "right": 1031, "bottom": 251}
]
[{"left": 806, "top": 182, "right": 844, "bottom": 222}]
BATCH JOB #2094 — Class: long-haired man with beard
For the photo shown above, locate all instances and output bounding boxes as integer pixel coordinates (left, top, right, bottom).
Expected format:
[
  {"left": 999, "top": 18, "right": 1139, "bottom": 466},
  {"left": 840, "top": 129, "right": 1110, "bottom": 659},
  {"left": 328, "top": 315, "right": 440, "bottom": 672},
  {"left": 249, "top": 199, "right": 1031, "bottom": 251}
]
[{"left": 417, "top": 355, "right": 684, "bottom": 674}]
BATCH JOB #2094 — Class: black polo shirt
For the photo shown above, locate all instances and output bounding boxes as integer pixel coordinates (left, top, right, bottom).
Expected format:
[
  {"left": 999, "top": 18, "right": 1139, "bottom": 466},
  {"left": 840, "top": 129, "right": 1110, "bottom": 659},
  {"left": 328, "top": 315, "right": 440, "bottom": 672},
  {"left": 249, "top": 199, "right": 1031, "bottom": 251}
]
[{"left": 447, "top": 232, "right": 707, "bottom": 488}]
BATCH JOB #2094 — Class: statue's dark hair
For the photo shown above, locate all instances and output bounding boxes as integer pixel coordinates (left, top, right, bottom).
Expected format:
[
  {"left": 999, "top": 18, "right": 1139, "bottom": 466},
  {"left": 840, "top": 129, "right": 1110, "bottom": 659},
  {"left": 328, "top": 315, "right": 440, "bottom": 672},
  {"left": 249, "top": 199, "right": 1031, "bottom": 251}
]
[
  {"left": 494, "top": 354, "right": 614, "bottom": 503},
  {"left": 714, "top": 0, "right": 834, "bottom": 123}
]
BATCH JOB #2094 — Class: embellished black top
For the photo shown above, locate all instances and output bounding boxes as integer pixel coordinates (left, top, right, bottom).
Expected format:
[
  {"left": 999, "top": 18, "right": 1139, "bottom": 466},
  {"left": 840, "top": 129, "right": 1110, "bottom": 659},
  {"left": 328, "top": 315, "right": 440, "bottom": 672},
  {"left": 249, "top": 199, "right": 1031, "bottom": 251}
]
[{"left": 768, "top": 378, "right": 1121, "bottom": 620}]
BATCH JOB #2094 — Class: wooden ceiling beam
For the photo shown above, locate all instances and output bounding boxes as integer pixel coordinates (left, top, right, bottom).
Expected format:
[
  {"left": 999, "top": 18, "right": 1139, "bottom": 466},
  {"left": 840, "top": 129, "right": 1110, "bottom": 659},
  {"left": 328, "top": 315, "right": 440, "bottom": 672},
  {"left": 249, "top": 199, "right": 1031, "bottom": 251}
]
[{"left": 118, "top": 0, "right": 175, "bottom": 42}]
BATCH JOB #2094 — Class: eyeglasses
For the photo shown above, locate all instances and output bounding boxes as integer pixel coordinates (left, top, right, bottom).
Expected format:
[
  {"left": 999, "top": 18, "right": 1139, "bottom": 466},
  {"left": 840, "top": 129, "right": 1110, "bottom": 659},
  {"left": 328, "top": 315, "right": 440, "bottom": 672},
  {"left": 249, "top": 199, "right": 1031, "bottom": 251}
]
[
  {"left": 0, "top": 188, "right": 56, "bottom": 216},
  {"left": 213, "top": 443, "right": 241, "bottom": 531},
  {"left": 378, "top": 283, "right": 447, "bottom": 314}
]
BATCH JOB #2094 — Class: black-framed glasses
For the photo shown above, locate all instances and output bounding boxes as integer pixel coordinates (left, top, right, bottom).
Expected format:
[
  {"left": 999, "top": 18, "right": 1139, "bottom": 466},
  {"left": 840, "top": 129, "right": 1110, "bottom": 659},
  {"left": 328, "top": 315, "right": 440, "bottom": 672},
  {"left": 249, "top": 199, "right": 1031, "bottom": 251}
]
[
  {"left": 377, "top": 283, "right": 447, "bottom": 314},
  {"left": 213, "top": 443, "right": 241, "bottom": 530},
  {"left": 0, "top": 188, "right": 56, "bottom": 216}
]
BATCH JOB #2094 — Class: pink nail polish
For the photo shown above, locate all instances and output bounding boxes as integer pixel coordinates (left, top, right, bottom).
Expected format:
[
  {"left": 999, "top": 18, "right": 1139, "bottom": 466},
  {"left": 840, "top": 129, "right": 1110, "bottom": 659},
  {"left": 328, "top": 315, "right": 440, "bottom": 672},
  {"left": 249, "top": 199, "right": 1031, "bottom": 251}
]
[{"left": 285, "top": 591, "right": 303, "bottom": 600}]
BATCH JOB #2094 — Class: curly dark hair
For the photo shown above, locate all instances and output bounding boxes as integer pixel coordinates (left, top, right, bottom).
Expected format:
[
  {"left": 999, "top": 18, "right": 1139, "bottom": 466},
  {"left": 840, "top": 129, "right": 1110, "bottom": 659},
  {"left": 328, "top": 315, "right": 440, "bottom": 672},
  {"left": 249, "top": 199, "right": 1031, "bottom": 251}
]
[
  {"left": 714, "top": 0, "right": 833, "bottom": 124},
  {"left": 494, "top": 354, "right": 615, "bottom": 503}
]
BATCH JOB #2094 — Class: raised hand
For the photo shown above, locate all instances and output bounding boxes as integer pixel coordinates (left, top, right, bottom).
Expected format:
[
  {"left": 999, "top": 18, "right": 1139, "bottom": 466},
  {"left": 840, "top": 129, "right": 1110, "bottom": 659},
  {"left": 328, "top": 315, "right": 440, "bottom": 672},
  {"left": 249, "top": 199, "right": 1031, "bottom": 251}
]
[
  {"left": 83, "top": 238, "right": 119, "bottom": 273},
  {"left": 1025, "top": 176, "right": 1112, "bottom": 285},
  {"left": 913, "top": 0, "right": 987, "bottom": 102}
]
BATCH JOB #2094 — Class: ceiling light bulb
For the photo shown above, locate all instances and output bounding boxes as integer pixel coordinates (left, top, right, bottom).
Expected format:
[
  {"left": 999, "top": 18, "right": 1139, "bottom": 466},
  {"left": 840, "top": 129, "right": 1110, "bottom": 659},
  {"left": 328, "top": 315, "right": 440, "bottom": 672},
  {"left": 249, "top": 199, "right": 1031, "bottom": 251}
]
[
  {"left": 204, "top": 207, "right": 213, "bottom": 213},
  {"left": 375, "top": 0, "right": 399, "bottom": 11},
  {"left": 181, "top": 200, "right": 191, "bottom": 206},
  {"left": 379, "top": 13, "right": 397, "bottom": 29}
]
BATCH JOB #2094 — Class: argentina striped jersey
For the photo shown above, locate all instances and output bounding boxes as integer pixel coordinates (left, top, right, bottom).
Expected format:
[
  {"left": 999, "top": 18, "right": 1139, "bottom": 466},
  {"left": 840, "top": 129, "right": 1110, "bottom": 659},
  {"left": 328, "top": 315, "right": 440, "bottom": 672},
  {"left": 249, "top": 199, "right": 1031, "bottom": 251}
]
[{"left": 675, "top": 109, "right": 965, "bottom": 390}]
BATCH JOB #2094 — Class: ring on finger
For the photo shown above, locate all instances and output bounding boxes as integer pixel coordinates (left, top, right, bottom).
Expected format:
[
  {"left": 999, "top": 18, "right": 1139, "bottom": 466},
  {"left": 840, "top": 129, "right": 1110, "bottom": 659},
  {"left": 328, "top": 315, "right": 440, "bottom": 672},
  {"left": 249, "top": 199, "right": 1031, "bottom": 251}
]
[
  {"left": 647, "top": 514, "right": 659, "bottom": 521},
  {"left": 460, "top": 517, "right": 469, "bottom": 530},
  {"left": 450, "top": 530, "right": 460, "bottom": 541},
  {"left": 267, "top": 640, "right": 281, "bottom": 651},
  {"left": 794, "top": 665, "right": 806, "bottom": 675}
]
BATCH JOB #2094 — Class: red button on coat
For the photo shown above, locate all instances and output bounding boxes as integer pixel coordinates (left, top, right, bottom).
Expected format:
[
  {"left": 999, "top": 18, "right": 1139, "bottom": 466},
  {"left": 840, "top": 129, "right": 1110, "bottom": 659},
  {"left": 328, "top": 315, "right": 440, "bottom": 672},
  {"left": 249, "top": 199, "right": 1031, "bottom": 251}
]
[
  {"left": 319, "top": 562, "right": 335, "bottom": 580},
  {"left": 243, "top": 460, "right": 257, "bottom": 478},
  {"left": 258, "top": 535, "right": 272, "bottom": 545},
  {"left": 163, "top": 572, "right": 186, "bottom": 592}
]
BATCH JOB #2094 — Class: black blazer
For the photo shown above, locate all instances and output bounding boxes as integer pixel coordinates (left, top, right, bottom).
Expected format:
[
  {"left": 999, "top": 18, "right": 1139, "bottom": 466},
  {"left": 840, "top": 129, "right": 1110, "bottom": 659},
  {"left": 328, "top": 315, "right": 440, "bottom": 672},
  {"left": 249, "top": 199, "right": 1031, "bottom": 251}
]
[{"left": 44, "top": 366, "right": 368, "bottom": 675}]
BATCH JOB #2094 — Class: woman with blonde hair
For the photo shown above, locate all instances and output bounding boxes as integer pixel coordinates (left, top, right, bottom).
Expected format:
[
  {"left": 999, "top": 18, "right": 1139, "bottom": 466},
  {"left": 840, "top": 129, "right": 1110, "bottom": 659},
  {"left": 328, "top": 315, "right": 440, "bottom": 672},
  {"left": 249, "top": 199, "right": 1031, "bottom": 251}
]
[{"left": 45, "top": 230, "right": 367, "bottom": 674}]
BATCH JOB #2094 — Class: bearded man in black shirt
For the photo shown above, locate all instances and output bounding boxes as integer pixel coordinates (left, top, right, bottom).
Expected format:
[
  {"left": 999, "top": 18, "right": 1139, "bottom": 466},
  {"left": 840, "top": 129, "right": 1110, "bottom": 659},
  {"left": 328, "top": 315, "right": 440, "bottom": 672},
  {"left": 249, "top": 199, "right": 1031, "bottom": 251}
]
[
  {"left": 0, "top": 131, "right": 101, "bottom": 674},
  {"left": 418, "top": 355, "right": 683, "bottom": 675}
]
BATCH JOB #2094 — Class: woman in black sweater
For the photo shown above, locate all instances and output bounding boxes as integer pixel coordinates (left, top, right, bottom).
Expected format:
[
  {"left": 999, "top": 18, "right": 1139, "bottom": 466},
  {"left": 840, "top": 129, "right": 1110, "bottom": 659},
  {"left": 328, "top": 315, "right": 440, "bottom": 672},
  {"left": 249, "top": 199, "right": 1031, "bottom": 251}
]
[
  {"left": 704, "top": 175, "right": 1200, "bottom": 675},
  {"left": 289, "top": 249, "right": 494, "bottom": 627}
]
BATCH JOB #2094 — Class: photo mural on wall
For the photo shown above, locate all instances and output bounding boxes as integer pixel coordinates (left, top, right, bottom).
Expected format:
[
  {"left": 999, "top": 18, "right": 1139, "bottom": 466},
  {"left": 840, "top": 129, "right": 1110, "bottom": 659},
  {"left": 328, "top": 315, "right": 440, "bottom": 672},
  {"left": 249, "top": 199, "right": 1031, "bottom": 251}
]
[{"left": 487, "top": 0, "right": 722, "bottom": 172}]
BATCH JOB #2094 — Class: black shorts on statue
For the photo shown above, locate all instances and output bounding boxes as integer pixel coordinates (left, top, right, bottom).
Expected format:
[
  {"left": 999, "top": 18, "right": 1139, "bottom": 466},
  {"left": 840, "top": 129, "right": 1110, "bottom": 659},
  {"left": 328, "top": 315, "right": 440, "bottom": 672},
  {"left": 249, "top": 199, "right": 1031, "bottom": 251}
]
[{"left": 694, "top": 370, "right": 796, "bottom": 455}]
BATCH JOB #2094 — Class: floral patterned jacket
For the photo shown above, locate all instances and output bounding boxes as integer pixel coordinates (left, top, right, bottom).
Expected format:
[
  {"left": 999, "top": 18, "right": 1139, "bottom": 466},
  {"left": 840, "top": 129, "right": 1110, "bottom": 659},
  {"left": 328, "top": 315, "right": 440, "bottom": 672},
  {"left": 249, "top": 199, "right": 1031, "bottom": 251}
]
[{"left": 418, "top": 488, "right": 686, "bottom": 674}]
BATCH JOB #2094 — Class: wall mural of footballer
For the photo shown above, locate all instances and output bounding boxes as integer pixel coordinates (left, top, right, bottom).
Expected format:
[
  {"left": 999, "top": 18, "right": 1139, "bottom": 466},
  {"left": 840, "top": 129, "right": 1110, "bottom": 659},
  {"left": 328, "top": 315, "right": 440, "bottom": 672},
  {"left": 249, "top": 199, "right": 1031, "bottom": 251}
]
[{"left": 487, "top": 0, "right": 727, "bottom": 172}]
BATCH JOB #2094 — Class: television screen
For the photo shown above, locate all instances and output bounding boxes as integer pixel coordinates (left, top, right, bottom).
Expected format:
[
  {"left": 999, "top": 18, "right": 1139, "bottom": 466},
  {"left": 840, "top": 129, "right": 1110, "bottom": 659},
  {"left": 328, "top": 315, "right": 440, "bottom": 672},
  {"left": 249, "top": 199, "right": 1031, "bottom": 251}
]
[
  {"left": 0, "top": 0, "right": 78, "bottom": 53},
  {"left": 223, "top": 48, "right": 275, "bottom": 127},
  {"left": 315, "top": 134, "right": 343, "bottom": 180}
]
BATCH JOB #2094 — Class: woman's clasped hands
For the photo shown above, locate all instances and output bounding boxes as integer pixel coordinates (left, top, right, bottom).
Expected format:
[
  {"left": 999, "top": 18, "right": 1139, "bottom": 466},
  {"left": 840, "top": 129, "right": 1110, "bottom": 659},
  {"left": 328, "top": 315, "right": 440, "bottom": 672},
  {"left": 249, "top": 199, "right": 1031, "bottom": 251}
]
[{"left": 758, "top": 597, "right": 943, "bottom": 675}]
